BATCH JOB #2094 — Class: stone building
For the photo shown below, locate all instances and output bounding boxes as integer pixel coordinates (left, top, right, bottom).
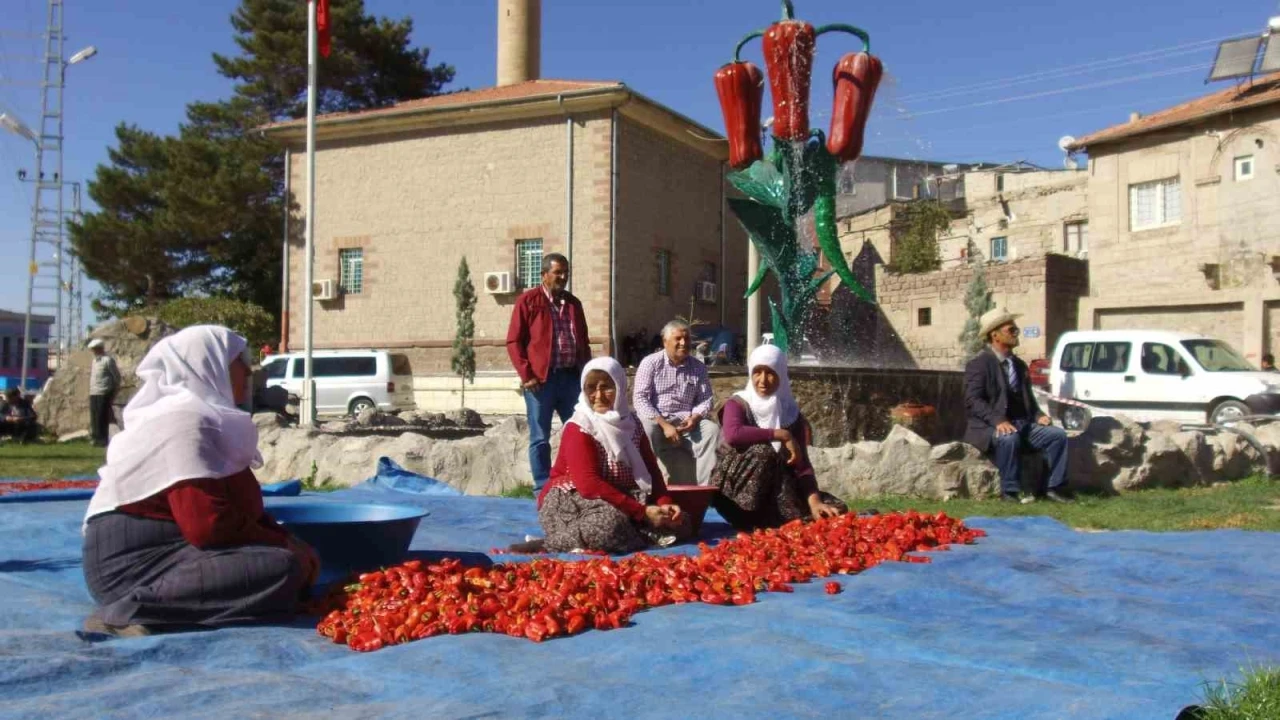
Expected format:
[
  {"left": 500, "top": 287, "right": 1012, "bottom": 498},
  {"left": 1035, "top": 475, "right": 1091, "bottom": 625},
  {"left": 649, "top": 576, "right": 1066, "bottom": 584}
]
[
  {"left": 262, "top": 0, "right": 745, "bottom": 411},
  {"left": 834, "top": 156, "right": 987, "bottom": 218},
  {"left": 830, "top": 166, "right": 1089, "bottom": 368},
  {"left": 1066, "top": 73, "right": 1280, "bottom": 363}
]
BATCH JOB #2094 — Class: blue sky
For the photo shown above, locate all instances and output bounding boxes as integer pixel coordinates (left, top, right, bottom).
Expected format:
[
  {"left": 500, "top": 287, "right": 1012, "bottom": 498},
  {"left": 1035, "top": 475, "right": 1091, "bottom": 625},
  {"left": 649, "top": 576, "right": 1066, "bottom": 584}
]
[{"left": 0, "top": 0, "right": 1274, "bottom": 326}]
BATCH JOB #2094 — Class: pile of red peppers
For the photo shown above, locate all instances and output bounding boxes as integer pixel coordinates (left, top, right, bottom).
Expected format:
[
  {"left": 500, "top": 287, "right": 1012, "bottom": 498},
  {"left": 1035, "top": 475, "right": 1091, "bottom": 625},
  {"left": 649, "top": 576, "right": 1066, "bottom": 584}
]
[
  {"left": 313, "top": 510, "right": 984, "bottom": 652},
  {"left": 0, "top": 479, "right": 98, "bottom": 496},
  {"left": 715, "top": 0, "right": 883, "bottom": 169}
]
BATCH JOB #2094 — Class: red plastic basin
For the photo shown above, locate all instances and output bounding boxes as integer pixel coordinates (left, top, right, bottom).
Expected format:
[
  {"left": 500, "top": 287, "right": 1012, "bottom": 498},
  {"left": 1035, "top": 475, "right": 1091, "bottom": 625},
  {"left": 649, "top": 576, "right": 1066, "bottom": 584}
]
[{"left": 665, "top": 485, "right": 720, "bottom": 535}]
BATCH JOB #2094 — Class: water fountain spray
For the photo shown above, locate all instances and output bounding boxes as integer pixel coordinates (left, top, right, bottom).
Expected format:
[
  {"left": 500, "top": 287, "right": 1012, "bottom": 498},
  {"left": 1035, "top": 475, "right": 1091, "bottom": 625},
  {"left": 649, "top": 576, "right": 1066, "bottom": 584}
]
[{"left": 715, "top": 0, "right": 883, "bottom": 352}]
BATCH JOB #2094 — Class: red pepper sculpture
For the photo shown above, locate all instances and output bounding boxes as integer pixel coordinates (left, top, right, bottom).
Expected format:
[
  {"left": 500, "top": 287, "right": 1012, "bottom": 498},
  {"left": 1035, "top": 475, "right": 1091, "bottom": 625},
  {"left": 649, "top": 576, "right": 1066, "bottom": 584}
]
[
  {"left": 827, "top": 51, "right": 883, "bottom": 162},
  {"left": 714, "top": 61, "right": 765, "bottom": 169},
  {"left": 761, "top": 18, "right": 816, "bottom": 141}
]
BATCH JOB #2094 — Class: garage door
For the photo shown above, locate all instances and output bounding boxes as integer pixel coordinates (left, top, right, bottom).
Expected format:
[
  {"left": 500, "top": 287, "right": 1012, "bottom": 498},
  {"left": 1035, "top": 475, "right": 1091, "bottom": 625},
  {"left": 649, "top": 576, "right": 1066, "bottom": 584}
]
[{"left": 1096, "top": 302, "right": 1243, "bottom": 340}]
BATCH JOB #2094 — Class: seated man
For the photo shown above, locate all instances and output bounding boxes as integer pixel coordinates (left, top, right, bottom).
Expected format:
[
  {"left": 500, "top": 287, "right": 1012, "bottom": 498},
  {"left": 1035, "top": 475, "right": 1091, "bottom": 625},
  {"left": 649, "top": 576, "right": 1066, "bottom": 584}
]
[
  {"left": 633, "top": 320, "right": 720, "bottom": 486},
  {"left": 0, "top": 388, "right": 39, "bottom": 442},
  {"left": 963, "top": 309, "right": 1073, "bottom": 504}
]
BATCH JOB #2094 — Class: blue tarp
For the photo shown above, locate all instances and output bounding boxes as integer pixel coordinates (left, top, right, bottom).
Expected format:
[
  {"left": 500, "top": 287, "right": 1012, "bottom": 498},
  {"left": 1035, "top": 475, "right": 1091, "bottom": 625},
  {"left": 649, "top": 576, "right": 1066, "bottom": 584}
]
[{"left": 1, "top": 466, "right": 1278, "bottom": 718}]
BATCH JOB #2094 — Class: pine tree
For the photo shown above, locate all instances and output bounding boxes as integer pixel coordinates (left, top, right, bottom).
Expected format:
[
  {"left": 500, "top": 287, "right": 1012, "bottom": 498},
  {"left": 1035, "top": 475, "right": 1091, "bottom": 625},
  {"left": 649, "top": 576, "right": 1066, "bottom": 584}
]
[
  {"left": 451, "top": 257, "right": 477, "bottom": 407},
  {"left": 958, "top": 262, "right": 996, "bottom": 360}
]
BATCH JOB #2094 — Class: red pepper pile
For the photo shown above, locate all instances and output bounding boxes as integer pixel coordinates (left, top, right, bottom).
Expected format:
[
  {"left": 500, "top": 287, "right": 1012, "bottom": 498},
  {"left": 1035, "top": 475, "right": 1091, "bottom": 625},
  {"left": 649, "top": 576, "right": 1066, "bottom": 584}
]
[
  {"left": 0, "top": 479, "right": 98, "bottom": 496},
  {"left": 315, "top": 511, "right": 984, "bottom": 653}
]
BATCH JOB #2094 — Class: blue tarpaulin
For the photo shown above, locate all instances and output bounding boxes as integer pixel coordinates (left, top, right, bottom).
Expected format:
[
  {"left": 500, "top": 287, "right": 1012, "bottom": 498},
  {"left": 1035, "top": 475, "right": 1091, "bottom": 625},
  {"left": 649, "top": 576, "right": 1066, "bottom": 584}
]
[{"left": 0, "top": 464, "right": 1277, "bottom": 719}]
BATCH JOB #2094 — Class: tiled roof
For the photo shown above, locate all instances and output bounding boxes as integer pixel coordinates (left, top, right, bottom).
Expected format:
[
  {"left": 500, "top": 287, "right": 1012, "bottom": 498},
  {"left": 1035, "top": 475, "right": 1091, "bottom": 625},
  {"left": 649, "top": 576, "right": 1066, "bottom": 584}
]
[
  {"left": 262, "top": 79, "right": 623, "bottom": 131},
  {"left": 1068, "top": 73, "right": 1280, "bottom": 150}
]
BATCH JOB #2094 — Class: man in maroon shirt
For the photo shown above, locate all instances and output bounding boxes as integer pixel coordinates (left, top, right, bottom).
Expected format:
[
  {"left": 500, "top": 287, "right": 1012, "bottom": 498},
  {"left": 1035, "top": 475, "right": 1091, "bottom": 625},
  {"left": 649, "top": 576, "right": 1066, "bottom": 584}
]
[{"left": 506, "top": 253, "right": 592, "bottom": 491}]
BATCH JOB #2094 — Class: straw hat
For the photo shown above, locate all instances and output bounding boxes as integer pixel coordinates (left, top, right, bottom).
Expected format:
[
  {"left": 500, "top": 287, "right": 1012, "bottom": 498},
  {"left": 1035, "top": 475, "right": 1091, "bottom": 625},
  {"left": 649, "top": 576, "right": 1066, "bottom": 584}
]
[{"left": 978, "top": 308, "right": 1021, "bottom": 342}]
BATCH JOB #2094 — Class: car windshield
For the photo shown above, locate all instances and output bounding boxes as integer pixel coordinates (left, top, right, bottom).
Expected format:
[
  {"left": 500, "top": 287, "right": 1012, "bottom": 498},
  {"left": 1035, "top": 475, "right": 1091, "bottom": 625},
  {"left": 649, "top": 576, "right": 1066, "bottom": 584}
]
[{"left": 1180, "top": 340, "right": 1254, "bottom": 372}]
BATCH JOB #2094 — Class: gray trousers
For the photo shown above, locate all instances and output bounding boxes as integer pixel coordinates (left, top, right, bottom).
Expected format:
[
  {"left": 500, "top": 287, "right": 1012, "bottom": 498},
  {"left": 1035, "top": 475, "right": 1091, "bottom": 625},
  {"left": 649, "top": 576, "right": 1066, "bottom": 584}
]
[{"left": 639, "top": 415, "right": 721, "bottom": 486}]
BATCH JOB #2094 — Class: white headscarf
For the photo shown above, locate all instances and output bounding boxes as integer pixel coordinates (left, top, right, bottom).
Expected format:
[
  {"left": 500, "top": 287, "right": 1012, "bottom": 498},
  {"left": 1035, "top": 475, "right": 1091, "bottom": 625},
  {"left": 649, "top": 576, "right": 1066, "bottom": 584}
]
[
  {"left": 84, "top": 325, "right": 262, "bottom": 527},
  {"left": 568, "top": 357, "right": 652, "bottom": 494},
  {"left": 734, "top": 344, "right": 800, "bottom": 451}
]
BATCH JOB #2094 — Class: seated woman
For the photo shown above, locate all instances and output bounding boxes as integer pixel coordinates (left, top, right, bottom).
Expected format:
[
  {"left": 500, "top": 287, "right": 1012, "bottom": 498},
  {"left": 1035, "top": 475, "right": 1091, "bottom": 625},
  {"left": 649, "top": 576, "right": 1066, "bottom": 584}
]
[
  {"left": 536, "top": 357, "right": 689, "bottom": 554},
  {"left": 711, "top": 345, "right": 847, "bottom": 531},
  {"left": 81, "top": 326, "right": 319, "bottom": 637}
]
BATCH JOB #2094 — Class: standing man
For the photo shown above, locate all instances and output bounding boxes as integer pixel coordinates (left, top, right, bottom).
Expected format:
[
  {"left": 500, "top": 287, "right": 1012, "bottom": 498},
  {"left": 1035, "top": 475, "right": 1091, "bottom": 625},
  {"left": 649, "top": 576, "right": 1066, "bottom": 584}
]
[
  {"left": 633, "top": 320, "right": 720, "bottom": 486},
  {"left": 506, "top": 253, "right": 592, "bottom": 491},
  {"left": 87, "top": 338, "right": 121, "bottom": 448},
  {"left": 963, "top": 308, "right": 1073, "bottom": 504}
]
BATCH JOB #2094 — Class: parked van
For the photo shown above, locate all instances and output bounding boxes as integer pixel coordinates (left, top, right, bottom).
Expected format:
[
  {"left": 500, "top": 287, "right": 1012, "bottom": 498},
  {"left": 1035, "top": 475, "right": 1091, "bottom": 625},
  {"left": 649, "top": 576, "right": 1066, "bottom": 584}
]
[
  {"left": 259, "top": 350, "right": 414, "bottom": 416},
  {"left": 1049, "top": 330, "right": 1280, "bottom": 429}
]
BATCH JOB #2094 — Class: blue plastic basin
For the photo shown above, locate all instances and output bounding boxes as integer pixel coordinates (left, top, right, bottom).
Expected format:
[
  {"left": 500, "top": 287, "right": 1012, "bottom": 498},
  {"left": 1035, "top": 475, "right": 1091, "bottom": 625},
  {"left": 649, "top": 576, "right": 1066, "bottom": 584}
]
[{"left": 265, "top": 501, "right": 428, "bottom": 577}]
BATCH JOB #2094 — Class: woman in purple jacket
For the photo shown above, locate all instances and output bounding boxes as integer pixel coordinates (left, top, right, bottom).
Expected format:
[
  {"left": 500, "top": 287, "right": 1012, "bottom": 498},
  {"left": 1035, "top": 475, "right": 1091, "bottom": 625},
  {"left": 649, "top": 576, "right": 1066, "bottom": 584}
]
[{"left": 710, "top": 345, "right": 847, "bottom": 530}]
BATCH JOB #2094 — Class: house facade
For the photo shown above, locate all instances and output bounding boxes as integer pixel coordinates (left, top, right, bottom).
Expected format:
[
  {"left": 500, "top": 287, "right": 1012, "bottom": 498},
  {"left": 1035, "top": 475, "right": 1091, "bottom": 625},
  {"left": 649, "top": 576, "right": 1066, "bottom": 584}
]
[
  {"left": 0, "top": 309, "right": 52, "bottom": 390},
  {"left": 1066, "top": 74, "right": 1280, "bottom": 363}
]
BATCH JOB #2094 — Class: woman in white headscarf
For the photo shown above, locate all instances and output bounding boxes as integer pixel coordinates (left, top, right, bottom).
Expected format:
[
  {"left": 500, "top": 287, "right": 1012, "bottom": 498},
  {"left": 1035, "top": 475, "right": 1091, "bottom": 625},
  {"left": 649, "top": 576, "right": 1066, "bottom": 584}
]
[
  {"left": 81, "top": 326, "right": 319, "bottom": 637},
  {"left": 710, "top": 344, "right": 846, "bottom": 531},
  {"left": 534, "top": 357, "right": 689, "bottom": 554}
]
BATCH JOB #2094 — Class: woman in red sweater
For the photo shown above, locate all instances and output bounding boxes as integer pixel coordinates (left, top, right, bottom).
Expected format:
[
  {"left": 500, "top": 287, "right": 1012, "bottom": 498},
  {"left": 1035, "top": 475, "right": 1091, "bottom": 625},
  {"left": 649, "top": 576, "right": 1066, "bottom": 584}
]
[
  {"left": 535, "top": 358, "right": 689, "bottom": 553},
  {"left": 711, "top": 344, "right": 846, "bottom": 530},
  {"left": 81, "top": 326, "right": 319, "bottom": 637}
]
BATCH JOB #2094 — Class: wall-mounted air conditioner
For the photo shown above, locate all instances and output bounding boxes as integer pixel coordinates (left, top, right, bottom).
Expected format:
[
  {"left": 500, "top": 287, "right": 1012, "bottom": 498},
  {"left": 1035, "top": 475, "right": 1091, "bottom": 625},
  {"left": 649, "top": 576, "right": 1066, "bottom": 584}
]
[
  {"left": 484, "top": 271, "right": 513, "bottom": 295},
  {"left": 697, "top": 281, "right": 718, "bottom": 303},
  {"left": 312, "top": 279, "right": 337, "bottom": 301}
]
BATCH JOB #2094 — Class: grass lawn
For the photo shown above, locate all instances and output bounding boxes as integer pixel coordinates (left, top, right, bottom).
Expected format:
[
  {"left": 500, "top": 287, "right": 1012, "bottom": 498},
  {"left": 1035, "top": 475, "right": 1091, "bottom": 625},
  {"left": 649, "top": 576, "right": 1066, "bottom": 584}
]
[
  {"left": 1196, "top": 666, "right": 1280, "bottom": 719},
  {"left": 0, "top": 441, "right": 105, "bottom": 479},
  {"left": 853, "top": 475, "right": 1280, "bottom": 532}
]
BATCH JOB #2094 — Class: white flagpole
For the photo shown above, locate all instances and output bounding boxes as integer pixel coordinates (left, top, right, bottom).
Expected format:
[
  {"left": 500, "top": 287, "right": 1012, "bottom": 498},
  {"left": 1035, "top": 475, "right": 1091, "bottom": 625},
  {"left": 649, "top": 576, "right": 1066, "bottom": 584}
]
[{"left": 301, "top": 0, "right": 318, "bottom": 427}]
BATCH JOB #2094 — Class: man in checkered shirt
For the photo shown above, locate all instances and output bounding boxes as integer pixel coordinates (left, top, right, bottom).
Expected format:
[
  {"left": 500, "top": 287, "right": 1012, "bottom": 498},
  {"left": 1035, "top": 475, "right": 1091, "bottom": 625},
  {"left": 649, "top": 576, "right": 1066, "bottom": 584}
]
[{"left": 632, "top": 320, "right": 720, "bottom": 486}]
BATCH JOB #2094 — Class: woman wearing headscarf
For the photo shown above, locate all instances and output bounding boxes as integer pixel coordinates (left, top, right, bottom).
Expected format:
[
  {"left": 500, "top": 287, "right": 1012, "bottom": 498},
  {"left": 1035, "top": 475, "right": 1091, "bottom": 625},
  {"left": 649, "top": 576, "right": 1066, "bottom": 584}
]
[
  {"left": 535, "top": 357, "right": 689, "bottom": 554},
  {"left": 81, "top": 326, "right": 319, "bottom": 637},
  {"left": 711, "top": 345, "right": 847, "bottom": 531}
]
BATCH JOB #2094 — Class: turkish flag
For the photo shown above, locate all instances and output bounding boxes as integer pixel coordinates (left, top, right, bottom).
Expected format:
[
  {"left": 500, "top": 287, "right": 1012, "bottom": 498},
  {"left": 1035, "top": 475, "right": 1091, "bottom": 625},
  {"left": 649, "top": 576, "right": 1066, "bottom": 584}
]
[{"left": 316, "top": 0, "right": 331, "bottom": 58}]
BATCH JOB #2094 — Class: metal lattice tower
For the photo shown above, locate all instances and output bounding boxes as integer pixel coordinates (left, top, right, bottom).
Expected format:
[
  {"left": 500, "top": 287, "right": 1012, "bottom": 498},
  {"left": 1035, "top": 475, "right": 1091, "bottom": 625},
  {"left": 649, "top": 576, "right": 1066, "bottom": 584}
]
[
  {"left": 66, "top": 181, "right": 83, "bottom": 348},
  {"left": 18, "top": 0, "right": 68, "bottom": 389}
]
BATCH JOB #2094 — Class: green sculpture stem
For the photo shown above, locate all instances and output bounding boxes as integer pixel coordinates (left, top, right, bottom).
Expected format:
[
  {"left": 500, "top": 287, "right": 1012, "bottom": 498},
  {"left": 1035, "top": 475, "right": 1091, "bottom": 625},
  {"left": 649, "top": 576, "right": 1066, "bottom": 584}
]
[
  {"left": 733, "top": 30, "right": 764, "bottom": 63},
  {"left": 781, "top": 0, "right": 795, "bottom": 20},
  {"left": 815, "top": 23, "right": 871, "bottom": 54}
]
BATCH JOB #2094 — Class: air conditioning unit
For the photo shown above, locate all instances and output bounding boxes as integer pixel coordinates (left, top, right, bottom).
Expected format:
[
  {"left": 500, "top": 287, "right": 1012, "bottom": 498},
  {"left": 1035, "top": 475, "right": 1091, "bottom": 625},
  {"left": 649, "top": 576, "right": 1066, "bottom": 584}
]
[
  {"left": 312, "top": 279, "right": 337, "bottom": 301},
  {"left": 697, "top": 281, "right": 718, "bottom": 303},
  {"left": 483, "top": 271, "right": 513, "bottom": 295}
]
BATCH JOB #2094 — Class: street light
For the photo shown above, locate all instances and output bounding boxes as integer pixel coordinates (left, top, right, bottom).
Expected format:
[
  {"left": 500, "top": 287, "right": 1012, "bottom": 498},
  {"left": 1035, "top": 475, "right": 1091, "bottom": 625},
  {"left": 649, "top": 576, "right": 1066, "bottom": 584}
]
[
  {"left": 67, "top": 46, "right": 97, "bottom": 65},
  {"left": 0, "top": 112, "right": 38, "bottom": 145}
]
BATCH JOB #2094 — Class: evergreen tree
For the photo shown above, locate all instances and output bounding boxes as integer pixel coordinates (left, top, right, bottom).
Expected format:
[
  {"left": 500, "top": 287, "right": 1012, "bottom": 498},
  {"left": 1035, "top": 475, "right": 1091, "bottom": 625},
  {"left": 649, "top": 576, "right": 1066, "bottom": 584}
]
[
  {"left": 451, "top": 257, "right": 477, "bottom": 407},
  {"left": 891, "top": 200, "right": 950, "bottom": 274},
  {"left": 71, "top": 0, "right": 454, "bottom": 318},
  {"left": 958, "top": 261, "right": 996, "bottom": 360}
]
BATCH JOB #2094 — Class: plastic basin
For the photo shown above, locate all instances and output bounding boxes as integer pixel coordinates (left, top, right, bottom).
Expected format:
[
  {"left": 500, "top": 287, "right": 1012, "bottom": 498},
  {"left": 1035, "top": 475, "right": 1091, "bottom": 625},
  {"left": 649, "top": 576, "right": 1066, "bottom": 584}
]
[
  {"left": 266, "top": 501, "right": 428, "bottom": 577},
  {"left": 665, "top": 485, "right": 719, "bottom": 535}
]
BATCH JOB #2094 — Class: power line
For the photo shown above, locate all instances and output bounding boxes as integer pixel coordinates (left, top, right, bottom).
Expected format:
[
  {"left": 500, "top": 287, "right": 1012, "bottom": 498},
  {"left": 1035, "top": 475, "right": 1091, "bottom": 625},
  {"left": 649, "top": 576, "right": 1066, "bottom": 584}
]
[{"left": 896, "top": 31, "right": 1253, "bottom": 104}]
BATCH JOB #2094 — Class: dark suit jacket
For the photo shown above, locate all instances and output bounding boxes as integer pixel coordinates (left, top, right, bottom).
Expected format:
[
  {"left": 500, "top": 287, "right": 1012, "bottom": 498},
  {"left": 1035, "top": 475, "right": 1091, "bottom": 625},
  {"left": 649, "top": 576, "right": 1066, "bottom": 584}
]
[{"left": 963, "top": 347, "right": 1044, "bottom": 453}]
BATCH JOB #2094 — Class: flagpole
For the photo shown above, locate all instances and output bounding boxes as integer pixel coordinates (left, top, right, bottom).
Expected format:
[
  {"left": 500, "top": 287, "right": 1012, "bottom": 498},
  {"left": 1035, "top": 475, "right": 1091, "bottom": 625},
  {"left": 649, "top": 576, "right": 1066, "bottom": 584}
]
[{"left": 301, "top": 0, "right": 318, "bottom": 428}]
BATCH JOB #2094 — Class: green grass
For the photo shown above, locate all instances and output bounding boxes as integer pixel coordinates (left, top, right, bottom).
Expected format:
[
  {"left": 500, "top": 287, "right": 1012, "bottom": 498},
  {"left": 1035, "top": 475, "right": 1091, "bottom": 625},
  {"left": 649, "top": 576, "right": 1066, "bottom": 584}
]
[
  {"left": 1196, "top": 666, "right": 1280, "bottom": 719},
  {"left": 501, "top": 485, "right": 536, "bottom": 499},
  {"left": 0, "top": 440, "right": 106, "bottom": 479},
  {"left": 851, "top": 475, "right": 1280, "bottom": 532}
]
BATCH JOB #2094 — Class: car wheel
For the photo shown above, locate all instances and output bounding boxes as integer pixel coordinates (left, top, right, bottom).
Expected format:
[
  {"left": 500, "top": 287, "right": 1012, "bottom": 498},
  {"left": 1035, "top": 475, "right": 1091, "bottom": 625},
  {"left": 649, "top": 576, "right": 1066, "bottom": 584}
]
[
  {"left": 349, "top": 397, "right": 376, "bottom": 416},
  {"left": 1060, "top": 406, "right": 1089, "bottom": 432},
  {"left": 1209, "top": 399, "right": 1249, "bottom": 425}
]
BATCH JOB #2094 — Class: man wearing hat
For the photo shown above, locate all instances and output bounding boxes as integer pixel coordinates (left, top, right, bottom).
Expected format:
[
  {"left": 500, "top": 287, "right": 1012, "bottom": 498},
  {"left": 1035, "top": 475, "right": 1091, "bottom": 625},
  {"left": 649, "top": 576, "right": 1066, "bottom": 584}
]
[
  {"left": 87, "top": 339, "right": 121, "bottom": 447},
  {"left": 963, "top": 308, "right": 1072, "bottom": 503}
]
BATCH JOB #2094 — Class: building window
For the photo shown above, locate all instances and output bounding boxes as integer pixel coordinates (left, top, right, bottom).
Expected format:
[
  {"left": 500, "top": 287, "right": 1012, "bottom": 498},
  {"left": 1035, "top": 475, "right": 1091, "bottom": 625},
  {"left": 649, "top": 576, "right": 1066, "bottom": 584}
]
[
  {"left": 996, "top": 173, "right": 1005, "bottom": 192},
  {"left": 515, "top": 238, "right": 543, "bottom": 290},
  {"left": 917, "top": 307, "right": 932, "bottom": 327},
  {"left": 338, "top": 248, "right": 364, "bottom": 295},
  {"left": 1064, "top": 221, "right": 1088, "bottom": 254},
  {"left": 990, "top": 236, "right": 1008, "bottom": 262},
  {"left": 701, "top": 262, "right": 717, "bottom": 283},
  {"left": 839, "top": 173, "right": 855, "bottom": 194},
  {"left": 656, "top": 249, "right": 671, "bottom": 296},
  {"left": 1128, "top": 177, "right": 1181, "bottom": 231},
  {"left": 1234, "top": 155, "right": 1254, "bottom": 181}
]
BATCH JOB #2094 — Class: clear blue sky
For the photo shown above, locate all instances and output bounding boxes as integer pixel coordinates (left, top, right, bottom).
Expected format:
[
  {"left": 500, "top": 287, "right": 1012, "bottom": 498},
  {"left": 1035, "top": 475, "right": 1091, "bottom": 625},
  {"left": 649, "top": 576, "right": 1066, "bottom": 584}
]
[{"left": 0, "top": 0, "right": 1274, "bottom": 326}]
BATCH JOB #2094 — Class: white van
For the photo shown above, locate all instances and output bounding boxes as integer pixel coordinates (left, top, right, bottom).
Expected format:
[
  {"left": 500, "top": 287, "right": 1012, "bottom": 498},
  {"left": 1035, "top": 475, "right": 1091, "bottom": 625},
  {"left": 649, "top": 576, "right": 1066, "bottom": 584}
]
[
  {"left": 1049, "top": 330, "right": 1280, "bottom": 428},
  {"left": 260, "top": 350, "right": 414, "bottom": 416}
]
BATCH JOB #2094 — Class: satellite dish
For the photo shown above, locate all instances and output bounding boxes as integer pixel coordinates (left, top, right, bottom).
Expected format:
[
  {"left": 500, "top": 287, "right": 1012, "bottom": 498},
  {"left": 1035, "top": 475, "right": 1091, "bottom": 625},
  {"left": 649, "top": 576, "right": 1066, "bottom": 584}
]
[{"left": 1057, "top": 135, "right": 1076, "bottom": 152}]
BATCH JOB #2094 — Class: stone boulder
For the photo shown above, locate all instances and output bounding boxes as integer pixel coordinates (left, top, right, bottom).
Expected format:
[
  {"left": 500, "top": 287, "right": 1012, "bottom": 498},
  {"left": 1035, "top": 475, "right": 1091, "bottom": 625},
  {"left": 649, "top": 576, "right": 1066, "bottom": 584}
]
[
  {"left": 447, "top": 408, "right": 485, "bottom": 429},
  {"left": 34, "top": 317, "right": 176, "bottom": 436}
]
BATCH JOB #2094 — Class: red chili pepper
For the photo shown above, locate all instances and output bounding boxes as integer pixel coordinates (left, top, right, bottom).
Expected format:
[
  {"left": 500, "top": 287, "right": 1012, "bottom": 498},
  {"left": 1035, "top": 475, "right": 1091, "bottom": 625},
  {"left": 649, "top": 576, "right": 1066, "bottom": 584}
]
[
  {"left": 824, "top": 581, "right": 842, "bottom": 595},
  {"left": 761, "top": 18, "right": 816, "bottom": 141},
  {"left": 826, "top": 51, "right": 883, "bottom": 162},
  {"left": 714, "top": 61, "right": 765, "bottom": 169}
]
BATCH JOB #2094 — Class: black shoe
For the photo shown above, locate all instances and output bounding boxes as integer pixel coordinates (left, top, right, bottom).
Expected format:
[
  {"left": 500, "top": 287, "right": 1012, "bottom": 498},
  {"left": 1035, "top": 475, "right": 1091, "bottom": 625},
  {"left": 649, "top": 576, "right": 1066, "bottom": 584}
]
[
  {"left": 999, "top": 493, "right": 1021, "bottom": 503},
  {"left": 1044, "top": 489, "right": 1076, "bottom": 504}
]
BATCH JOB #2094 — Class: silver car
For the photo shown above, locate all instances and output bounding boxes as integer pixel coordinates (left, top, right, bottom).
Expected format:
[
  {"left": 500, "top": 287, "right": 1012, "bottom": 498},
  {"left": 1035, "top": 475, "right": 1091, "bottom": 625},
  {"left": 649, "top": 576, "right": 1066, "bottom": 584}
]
[{"left": 261, "top": 350, "right": 414, "bottom": 416}]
